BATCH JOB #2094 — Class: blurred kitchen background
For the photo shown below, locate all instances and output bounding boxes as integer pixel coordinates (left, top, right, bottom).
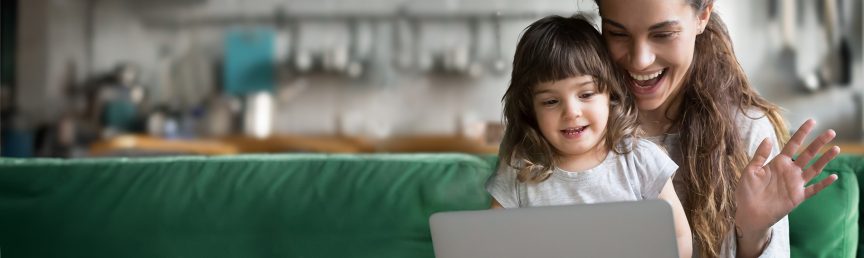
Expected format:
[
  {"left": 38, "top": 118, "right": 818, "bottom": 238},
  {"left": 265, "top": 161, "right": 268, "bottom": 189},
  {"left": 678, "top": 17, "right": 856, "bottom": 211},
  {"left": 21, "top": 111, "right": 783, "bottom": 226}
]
[{"left": 0, "top": 0, "right": 861, "bottom": 157}]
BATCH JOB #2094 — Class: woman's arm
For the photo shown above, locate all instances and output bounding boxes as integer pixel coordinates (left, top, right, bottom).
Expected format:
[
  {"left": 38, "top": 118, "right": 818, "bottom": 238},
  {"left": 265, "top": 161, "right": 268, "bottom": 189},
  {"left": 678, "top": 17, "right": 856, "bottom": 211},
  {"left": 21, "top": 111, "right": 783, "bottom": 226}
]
[
  {"left": 659, "top": 178, "right": 692, "bottom": 258},
  {"left": 735, "top": 119, "right": 840, "bottom": 258}
]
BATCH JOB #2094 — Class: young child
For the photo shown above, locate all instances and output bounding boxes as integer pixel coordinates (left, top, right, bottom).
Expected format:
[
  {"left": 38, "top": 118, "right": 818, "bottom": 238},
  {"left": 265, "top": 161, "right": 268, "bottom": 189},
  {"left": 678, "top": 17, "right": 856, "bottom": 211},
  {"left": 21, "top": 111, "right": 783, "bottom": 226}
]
[{"left": 487, "top": 15, "right": 692, "bottom": 258}]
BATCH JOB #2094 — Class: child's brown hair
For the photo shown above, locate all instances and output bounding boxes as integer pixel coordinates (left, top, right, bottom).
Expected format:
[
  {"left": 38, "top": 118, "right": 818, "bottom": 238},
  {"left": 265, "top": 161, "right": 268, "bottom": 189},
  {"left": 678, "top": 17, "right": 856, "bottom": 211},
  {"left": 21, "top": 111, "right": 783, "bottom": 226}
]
[{"left": 499, "top": 15, "right": 639, "bottom": 183}]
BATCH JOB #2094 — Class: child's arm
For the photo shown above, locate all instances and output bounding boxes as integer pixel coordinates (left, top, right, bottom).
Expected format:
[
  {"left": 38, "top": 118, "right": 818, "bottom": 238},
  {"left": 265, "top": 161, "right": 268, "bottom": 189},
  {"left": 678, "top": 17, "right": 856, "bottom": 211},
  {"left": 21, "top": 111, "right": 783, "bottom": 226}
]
[
  {"left": 659, "top": 178, "right": 692, "bottom": 258},
  {"left": 490, "top": 198, "right": 504, "bottom": 209}
]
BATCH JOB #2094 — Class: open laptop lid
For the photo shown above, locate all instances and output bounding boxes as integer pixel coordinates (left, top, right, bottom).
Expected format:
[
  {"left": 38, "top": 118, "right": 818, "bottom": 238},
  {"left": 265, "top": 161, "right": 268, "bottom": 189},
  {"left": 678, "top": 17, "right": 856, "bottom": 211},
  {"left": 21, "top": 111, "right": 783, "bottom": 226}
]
[{"left": 429, "top": 200, "right": 678, "bottom": 258}]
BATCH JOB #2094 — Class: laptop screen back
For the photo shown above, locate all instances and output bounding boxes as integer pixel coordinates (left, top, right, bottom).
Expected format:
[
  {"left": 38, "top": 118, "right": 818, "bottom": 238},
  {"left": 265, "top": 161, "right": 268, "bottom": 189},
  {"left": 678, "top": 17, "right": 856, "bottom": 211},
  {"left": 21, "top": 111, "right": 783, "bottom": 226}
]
[{"left": 429, "top": 200, "right": 678, "bottom": 258}]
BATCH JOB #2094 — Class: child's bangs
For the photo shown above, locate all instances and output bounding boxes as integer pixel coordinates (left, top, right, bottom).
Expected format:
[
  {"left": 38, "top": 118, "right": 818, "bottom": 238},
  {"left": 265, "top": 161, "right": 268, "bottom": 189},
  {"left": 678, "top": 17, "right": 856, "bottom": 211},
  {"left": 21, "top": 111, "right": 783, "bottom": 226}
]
[{"left": 528, "top": 30, "right": 610, "bottom": 92}]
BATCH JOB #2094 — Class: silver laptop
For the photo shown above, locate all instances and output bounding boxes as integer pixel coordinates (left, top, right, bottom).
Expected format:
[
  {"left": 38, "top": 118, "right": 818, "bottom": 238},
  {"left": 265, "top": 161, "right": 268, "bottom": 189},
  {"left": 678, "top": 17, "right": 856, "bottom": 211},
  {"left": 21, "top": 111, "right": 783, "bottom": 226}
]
[{"left": 429, "top": 200, "right": 678, "bottom": 258}]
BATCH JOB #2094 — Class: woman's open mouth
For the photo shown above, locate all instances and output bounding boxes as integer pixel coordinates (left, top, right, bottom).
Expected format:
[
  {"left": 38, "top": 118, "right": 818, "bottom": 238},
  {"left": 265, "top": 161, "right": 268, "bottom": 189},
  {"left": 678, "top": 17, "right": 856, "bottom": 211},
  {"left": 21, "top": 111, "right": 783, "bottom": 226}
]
[{"left": 629, "top": 68, "right": 667, "bottom": 95}]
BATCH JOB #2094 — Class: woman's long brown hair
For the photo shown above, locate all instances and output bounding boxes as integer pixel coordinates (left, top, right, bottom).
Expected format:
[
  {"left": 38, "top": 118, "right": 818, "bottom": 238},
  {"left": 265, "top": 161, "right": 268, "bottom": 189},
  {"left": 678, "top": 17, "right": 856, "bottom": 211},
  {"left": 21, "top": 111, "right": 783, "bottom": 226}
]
[
  {"left": 594, "top": 1, "right": 790, "bottom": 256},
  {"left": 499, "top": 15, "right": 639, "bottom": 183}
]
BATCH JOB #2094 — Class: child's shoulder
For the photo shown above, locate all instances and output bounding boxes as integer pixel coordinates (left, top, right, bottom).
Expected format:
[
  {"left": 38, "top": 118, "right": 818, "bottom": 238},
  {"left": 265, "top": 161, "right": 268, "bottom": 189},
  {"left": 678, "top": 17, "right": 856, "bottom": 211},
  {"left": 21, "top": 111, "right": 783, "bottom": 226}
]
[
  {"left": 617, "top": 137, "right": 667, "bottom": 155},
  {"left": 615, "top": 137, "right": 678, "bottom": 179},
  {"left": 495, "top": 158, "right": 522, "bottom": 175}
]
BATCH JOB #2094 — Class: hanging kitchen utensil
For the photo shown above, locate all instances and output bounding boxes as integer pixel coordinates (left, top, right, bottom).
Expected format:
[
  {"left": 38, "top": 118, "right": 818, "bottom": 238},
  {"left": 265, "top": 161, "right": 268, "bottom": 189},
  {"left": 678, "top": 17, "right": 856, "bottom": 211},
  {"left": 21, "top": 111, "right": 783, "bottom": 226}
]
[
  {"left": 391, "top": 15, "right": 415, "bottom": 72},
  {"left": 345, "top": 19, "right": 367, "bottom": 78},
  {"left": 223, "top": 27, "right": 277, "bottom": 96},
  {"left": 489, "top": 11, "right": 509, "bottom": 74}
]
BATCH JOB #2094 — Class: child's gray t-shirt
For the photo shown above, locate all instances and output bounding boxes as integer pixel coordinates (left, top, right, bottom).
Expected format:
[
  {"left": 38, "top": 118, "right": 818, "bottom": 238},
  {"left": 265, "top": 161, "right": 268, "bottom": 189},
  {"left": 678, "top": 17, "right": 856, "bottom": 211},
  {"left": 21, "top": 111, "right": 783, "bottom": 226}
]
[{"left": 486, "top": 139, "right": 677, "bottom": 208}]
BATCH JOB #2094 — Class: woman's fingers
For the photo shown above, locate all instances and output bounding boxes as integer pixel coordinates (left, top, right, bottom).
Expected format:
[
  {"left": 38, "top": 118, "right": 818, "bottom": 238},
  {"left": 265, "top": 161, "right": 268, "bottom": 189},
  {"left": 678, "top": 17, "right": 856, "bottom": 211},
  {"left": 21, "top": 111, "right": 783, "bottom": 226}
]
[
  {"left": 804, "top": 174, "right": 839, "bottom": 199},
  {"left": 794, "top": 129, "right": 836, "bottom": 168},
  {"left": 746, "top": 138, "right": 773, "bottom": 172},
  {"left": 781, "top": 119, "right": 816, "bottom": 158},
  {"left": 802, "top": 146, "right": 841, "bottom": 183}
]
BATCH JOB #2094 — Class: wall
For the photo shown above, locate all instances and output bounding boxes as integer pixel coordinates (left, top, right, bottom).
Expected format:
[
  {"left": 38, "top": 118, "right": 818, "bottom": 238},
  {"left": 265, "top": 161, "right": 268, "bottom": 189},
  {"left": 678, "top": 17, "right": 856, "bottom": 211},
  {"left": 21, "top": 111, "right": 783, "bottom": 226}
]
[
  {"left": 83, "top": 0, "right": 594, "bottom": 138},
  {"left": 17, "top": 0, "right": 89, "bottom": 123},
  {"left": 16, "top": 0, "right": 864, "bottom": 141},
  {"left": 718, "top": 0, "right": 864, "bottom": 141}
]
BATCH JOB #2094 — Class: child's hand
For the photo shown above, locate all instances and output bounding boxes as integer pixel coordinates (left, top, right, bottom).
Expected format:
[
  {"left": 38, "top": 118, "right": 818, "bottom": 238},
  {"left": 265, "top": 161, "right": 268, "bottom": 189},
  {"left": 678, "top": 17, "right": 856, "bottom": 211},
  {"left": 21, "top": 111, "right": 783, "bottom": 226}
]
[{"left": 735, "top": 119, "right": 840, "bottom": 255}]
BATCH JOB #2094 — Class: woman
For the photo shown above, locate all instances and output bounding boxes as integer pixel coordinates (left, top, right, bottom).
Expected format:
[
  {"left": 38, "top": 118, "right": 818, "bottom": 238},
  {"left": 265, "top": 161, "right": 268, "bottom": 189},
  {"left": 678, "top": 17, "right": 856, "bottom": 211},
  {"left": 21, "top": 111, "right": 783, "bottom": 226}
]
[{"left": 592, "top": 0, "right": 840, "bottom": 257}]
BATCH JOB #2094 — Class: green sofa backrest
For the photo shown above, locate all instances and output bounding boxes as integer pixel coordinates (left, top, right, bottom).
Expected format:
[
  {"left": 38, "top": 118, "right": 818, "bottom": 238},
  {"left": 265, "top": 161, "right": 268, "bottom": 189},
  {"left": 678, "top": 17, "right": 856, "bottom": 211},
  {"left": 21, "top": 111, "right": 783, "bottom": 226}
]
[
  {"left": 790, "top": 154, "right": 860, "bottom": 258},
  {"left": 0, "top": 154, "right": 493, "bottom": 257},
  {"left": 2, "top": 153, "right": 861, "bottom": 257}
]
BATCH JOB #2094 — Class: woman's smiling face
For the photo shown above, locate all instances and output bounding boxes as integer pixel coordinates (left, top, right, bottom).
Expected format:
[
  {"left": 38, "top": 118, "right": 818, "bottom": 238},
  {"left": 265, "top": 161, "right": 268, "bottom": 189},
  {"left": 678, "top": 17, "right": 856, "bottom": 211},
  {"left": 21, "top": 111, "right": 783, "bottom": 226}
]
[{"left": 597, "top": 0, "right": 711, "bottom": 112}]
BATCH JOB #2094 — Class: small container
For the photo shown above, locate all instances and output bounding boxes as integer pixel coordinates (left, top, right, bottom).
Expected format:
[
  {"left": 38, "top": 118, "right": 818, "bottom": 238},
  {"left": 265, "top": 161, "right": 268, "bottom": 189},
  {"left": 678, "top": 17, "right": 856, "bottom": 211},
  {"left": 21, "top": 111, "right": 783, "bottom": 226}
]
[{"left": 243, "top": 91, "right": 275, "bottom": 139}]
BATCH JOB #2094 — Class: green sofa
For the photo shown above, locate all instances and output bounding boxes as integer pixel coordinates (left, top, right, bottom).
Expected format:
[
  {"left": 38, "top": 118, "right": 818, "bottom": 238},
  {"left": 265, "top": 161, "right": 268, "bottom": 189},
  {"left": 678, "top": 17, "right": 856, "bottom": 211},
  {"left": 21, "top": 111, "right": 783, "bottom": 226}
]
[
  {"left": 790, "top": 154, "right": 861, "bottom": 258},
  {"left": 0, "top": 153, "right": 859, "bottom": 257}
]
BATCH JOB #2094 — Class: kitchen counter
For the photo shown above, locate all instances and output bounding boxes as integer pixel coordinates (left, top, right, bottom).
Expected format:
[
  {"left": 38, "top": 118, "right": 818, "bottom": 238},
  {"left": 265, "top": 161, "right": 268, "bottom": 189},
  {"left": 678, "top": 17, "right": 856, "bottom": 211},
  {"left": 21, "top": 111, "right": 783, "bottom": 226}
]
[
  {"left": 828, "top": 142, "right": 864, "bottom": 155},
  {"left": 88, "top": 134, "right": 864, "bottom": 157},
  {"left": 89, "top": 134, "right": 499, "bottom": 156}
]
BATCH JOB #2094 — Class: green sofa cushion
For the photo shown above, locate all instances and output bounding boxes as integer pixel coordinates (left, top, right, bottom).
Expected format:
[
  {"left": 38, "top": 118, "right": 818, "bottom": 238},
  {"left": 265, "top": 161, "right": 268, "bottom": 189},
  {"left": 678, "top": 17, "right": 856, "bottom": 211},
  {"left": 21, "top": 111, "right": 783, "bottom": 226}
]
[
  {"left": 844, "top": 154, "right": 864, "bottom": 258},
  {"left": 790, "top": 154, "right": 860, "bottom": 258},
  {"left": 0, "top": 154, "right": 493, "bottom": 258}
]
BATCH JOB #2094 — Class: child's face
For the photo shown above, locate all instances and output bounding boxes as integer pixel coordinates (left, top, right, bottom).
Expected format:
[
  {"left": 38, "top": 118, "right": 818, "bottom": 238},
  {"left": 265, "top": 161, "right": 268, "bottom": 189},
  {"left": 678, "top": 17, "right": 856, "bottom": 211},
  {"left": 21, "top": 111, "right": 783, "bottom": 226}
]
[{"left": 533, "top": 75, "right": 610, "bottom": 162}]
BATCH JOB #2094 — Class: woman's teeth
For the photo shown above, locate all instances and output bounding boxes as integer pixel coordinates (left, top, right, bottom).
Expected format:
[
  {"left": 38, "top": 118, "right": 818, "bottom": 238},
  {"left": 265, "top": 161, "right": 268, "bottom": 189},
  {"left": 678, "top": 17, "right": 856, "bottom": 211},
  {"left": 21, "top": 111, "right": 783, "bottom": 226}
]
[{"left": 629, "top": 70, "right": 664, "bottom": 81}]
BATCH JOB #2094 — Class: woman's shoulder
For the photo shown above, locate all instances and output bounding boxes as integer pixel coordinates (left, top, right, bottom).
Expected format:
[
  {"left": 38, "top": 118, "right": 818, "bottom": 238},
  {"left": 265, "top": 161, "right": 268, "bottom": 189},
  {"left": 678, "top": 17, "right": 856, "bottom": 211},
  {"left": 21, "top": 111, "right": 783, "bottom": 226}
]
[
  {"left": 734, "top": 107, "right": 774, "bottom": 128},
  {"left": 734, "top": 107, "right": 778, "bottom": 136},
  {"left": 734, "top": 107, "right": 782, "bottom": 155}
]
